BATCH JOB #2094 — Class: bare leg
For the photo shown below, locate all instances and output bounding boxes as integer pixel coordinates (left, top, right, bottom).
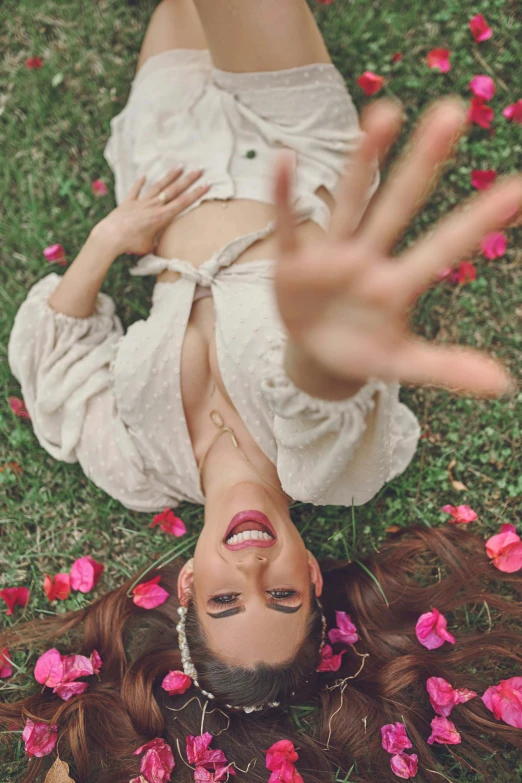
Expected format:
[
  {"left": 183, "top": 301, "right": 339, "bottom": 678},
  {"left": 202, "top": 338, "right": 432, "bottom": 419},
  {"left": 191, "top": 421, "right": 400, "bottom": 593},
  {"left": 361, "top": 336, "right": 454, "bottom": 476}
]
[
  {"left": 192, "top": 0, "right": 332, "bottom": 72},
  {"left": 136, "top": 0, "right": 208, "bottom": 74}
]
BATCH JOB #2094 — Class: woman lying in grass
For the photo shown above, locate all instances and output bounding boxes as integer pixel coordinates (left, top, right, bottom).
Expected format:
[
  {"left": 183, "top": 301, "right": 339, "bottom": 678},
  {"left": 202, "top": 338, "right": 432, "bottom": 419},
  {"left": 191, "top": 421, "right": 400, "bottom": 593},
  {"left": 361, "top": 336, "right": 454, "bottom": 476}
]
[{"left": 4, "top": 0, "right": 522, "bottom": 781}]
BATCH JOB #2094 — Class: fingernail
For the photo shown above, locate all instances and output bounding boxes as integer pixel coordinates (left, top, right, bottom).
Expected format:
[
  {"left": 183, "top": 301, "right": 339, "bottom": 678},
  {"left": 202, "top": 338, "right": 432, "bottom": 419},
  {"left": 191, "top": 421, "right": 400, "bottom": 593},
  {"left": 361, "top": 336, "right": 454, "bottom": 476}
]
[{"left": 175, "top": 164, "right": 184, "bottom": 173}]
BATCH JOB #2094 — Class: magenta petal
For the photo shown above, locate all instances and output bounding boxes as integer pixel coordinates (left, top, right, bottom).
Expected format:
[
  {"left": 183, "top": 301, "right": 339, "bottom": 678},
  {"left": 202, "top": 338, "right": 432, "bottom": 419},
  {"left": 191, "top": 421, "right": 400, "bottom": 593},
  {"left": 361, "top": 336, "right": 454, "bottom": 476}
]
[
  {"left": 381, "top": 722, "right": 413, "bottom": 754},
  {"left": 22, "top": 719, "right": 58, "bottom": 758},
  {"left": 61, "top": 654, "right": 94, "bottom": 682},
  {"left": 481, "top": 232, "right": 507, "bottom": 259},
  {"left": 90, "top": 649, "right": 103, "bottom": 675},
  {"left": 427, "top": 716, "right": 462, "bottom": 745},
  {"left": 0, "top": 648, "right": 13, "bottom": 679},
  {"left": 471, "top": 169, "right": 497, "bottom": 190},
  {"left": 492, "top": 541, "right": 522, "bottom": 573},
  {"left": 70, "top": 556, "right": 104, "bottom": 593},
  {"left": 415, "top": 608, "right": 456, "bottom": 650},
  {"left": 485, "top": 529, "right": 521, "bottom": 559},
  {"left": 469, "top": 14, "right": 493, "bottom": 43},
  {"left": 161, "top": 670, "right": 192, "bottom": 695},
  {"left": 426, "top": 48, "right": 451, "bottom": 73},
  {"left": 469, "top": 75, "right": 495, "bottom": 101},
  {"left": 132, "top": 576, "right": 170, "bottom": 609},
  {"left": 316, "top": 644, "right": 346, "bottom": 672},
  {"left": 390, "top": 753, "right": 418, "bottom": 779},
  {"left": 34, "top": 648, "right": 65, "bottom": 688},
  {"left": 266, "top": 740, "right": 299, "bottom": 771},
  {"left": 482, "top": 677, "right": 522, "bottom": 728},
  {"left": 54, "top": 681, "right": 89, "bottom": 701},
  {"left": 427, "top": 677, "right": 458, "bottom": 717}
]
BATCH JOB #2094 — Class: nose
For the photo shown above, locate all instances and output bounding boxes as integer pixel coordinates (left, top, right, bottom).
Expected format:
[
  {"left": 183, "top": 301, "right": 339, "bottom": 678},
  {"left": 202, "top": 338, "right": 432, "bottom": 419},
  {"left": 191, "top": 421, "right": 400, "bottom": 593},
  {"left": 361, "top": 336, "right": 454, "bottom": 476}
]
[{"left": 236, "top": 553, "right": 268, "bottom": 569}]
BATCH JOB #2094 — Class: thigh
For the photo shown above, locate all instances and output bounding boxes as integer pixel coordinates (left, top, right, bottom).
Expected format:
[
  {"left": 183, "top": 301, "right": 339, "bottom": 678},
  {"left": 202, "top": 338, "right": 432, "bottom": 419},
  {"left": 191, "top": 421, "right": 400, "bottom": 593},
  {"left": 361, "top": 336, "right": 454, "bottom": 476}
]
[
  {"left": 136, "top": 0, "right": 208, "bottom": 74},
  {"left": 192, "top": 0, "right": 332, "bottom": 72}
]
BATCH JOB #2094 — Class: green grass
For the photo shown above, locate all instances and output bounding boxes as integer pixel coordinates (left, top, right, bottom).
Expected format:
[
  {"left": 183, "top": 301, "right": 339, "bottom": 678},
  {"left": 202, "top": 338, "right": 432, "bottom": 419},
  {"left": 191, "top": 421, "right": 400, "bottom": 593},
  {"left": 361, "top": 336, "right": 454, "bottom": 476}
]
[{"left": 0, "top": 0, "right": 521, "bottom": 780}]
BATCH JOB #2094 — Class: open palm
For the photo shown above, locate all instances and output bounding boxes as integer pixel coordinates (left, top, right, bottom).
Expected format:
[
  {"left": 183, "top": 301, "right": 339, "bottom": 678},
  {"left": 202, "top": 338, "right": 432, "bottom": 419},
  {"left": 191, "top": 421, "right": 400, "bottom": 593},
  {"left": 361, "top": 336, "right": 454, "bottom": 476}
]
[{"left": 273, "top": 97, "right": 521, "bottom": 397}]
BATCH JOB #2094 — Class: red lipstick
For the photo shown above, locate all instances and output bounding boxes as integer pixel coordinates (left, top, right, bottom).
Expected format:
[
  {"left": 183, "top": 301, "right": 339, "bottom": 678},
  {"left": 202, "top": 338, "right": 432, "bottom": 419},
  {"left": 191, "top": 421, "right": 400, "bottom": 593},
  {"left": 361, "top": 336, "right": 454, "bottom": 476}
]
[{"left": 224, "top": 510, "right": 277, "bottom": 551}]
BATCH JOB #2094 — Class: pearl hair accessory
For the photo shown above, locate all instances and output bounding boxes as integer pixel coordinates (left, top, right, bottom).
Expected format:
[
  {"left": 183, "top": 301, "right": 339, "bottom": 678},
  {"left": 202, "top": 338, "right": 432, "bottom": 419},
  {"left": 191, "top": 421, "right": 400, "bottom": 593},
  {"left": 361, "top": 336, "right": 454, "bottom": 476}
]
[{"left": 176, "top": 598, "right": 328, "bottom": 714}]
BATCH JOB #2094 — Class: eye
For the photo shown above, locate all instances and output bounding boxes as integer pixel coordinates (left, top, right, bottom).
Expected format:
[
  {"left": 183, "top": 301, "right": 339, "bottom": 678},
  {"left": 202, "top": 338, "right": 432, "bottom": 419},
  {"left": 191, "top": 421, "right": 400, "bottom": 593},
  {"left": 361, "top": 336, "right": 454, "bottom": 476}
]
[
  {"left": 267, "top": 590, "right": 297, "bottom": 600},
  {"left": 208, "top": 593, "right": 240, "bottom": 608}
]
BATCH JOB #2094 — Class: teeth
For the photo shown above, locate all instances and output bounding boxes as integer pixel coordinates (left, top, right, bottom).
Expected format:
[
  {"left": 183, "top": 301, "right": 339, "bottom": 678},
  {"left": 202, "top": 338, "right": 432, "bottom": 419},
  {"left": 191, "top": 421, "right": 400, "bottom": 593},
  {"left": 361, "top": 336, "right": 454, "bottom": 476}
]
[{"left": 226, "top": 530, "right": 274, "bottom": 544}]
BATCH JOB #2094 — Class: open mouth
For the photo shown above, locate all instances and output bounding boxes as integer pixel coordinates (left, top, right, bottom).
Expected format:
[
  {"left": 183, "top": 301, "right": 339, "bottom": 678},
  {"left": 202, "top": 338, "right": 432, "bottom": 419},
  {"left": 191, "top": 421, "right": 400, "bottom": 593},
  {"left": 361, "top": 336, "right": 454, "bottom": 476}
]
[{"left": 224, "top": 510, "right": 277, "bottom": 551}]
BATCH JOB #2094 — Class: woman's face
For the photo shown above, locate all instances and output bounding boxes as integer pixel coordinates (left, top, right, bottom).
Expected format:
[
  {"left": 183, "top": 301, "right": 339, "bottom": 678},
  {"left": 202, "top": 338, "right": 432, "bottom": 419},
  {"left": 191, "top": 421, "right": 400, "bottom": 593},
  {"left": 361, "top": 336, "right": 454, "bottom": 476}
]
[{"left": 177, "top": 482, "right": 323, "bottom": 667}]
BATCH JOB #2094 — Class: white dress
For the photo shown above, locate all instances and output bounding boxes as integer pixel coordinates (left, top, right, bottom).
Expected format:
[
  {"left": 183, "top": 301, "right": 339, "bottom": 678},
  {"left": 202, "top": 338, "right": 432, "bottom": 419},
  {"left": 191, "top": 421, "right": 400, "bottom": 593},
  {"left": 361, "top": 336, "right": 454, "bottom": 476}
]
[{"left": 7, "top": 50, "right": 420, "bottom": 512}]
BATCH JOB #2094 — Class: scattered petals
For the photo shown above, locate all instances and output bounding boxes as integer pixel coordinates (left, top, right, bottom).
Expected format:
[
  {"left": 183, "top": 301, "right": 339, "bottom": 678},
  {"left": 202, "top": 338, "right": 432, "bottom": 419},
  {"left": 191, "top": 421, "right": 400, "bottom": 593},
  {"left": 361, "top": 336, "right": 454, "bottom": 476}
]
[
  {"left": 91, "top": 179, "right": 109, "bottom": 197},
  {"left": 438, "top": 262, "right": 476, "bottom": 285},
  {"left": 268, "top": 762, "right": 303, "bottom": 783},
  {"left": 327, "top": 611, "right": 359, "bottom": 646},
  {"left": 427, "top": 677, "right": 477, "bottom": 717},
  {"left": 134, "top": 738, "right": 175, "bottom": 783},
  {"left": 481, "top": 231, "right": 507, "bottom": 259},
  {"left": 25, "top": 57, "right": 43, "bottom": 69},
  {"left": 316, "top": 644, "right": 346, "bottom": 672},
  {"left": 426, "top": 48, "right": 451, "bottom": 73},
  {"left": 381, "top": 723, "right": 413, "bottom": 755},
  {"left": 469, "top": 75, "right": 495, "bottom": 101},
  {"left": 132, "top": 575, "right": 169, "bottom": 610},
  {"left": 415, "top": 608, "right": 456, "bottom": 650},
  {"left": 90, "top": 649, "right": 103, "bottom": 675},
  {"left": 441, "top": 505, "right": 478, "bottom": 524},
  {"left": 54, "top": 681, "right": 90, "bottom": 701},
  {"left": 151, "top": 509, "right": 187, "bottom": 538},
  {"left": 391, "top": 53, "right": 403, "bottom": 63},
  {"left": 70, "top": 556, "right": 104, "bottom": 593},
  {"left": 186, "top": 733, "right": 228, "bottom": 769},
  {"left": 482, "top": 677, "right": 522, "bottom": 728},
  {"left": 468, "top": 97, "right": 494, "bottom": 129},
  {"left": 0, "top": 586, "right": 30, "bottom": 615},
  {"left": 161, "top": 670, "right": 192, "bottom": 696},
  {"left": 22, "top": 719, "right": 58, "bottom": 758},
  {"left": 471, "top": 169, "right": 497, "bottom": 190},
  {"left": 427, "top": 716, "right": 462, "bottom": 745},
  {"left": 61, "top": 654, "right": 94, "bottom": 682},
  {"left": 43, "top": 243, "right": 67, "bottom": 266},
  {"left": 0, "top": 648, "right": 13, "bottom": 679},
  {"left": 35, "top": 649, "right": 65, "bottom": 688},
  {"left": 502, "top": 100, "right": 522, "bottom": 125},
  {"left": 356, "top": 71, "right": 385, "bottom": 96},
  {"left": 469, "top": 14, "right": 493, "bottom": 43},
  {"left": 266, "top": 740, "right": 299, "bottom": 771},
  {"left": 43, "top": 573, "right": 71, "bottom": 602},
  {"left": 195, "top": 766, "right": 236, "bottom": 782},
  {"left": 9, "top": 396, "right": 31, "bottom": 420},
  {"left": 390, "top": 753, "right": 418, "bottom": 779}
]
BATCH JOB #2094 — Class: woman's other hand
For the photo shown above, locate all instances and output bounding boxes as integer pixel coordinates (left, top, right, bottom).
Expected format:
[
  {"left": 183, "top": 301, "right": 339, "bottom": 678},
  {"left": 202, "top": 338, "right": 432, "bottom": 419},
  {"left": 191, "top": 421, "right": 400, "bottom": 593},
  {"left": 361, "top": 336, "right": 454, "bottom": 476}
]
[
  {"left": 273, "top": 97, "right": 522, "bottom": 398},
  {"left": 94, "top": 166, "right": 210, "bottom": 256}
]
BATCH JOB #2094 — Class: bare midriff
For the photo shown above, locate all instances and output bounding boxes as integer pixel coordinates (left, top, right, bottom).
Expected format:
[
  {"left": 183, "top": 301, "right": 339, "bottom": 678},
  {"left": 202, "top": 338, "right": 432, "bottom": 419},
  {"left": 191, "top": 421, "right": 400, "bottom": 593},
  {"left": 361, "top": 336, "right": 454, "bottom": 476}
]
[{"left": 155, "top": 189, "right": 334, "bottom": 473}]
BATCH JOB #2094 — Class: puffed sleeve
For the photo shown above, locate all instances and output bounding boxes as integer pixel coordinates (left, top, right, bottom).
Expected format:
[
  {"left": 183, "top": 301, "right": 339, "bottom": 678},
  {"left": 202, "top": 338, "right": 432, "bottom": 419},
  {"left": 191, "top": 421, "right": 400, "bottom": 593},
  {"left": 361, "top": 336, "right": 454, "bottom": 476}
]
[
  {"left": 260, "top": 339, "right": 420, "bottom": 506},
  {"left": 8, "top": 273, "right": 179, "bottom": 512}
]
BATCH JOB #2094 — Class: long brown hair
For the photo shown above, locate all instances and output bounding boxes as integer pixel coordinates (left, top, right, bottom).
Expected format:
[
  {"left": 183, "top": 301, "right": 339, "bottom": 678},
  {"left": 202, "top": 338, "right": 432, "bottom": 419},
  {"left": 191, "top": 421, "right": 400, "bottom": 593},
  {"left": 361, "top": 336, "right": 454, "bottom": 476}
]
[{"left": 1, "top": 525, "right": 521, "bottom": 782}]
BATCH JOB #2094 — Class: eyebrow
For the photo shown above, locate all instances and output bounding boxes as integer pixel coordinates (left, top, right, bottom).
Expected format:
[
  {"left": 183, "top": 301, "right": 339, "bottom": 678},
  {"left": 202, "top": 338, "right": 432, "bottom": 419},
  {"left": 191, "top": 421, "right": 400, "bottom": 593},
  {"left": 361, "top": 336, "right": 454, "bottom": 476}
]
[{"left": 206, "top": 604, "right": 303, "bottom": 619}]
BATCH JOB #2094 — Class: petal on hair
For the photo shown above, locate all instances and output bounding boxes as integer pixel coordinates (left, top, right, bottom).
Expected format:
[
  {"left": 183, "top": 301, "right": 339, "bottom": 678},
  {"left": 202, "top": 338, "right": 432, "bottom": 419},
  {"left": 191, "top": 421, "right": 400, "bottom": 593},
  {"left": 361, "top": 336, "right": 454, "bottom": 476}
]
[
  {"left": 90, "top": 649, "right": 103, "bottom": 675},
  {"left": 328, "top": 611, "right": 359, "bottom": 646},
  {"left": 265, "top": 740, "right": 299, "bottom": 770},
  {"left": 380, "top": 723, "right": 413, "bottom": 754},
  {"left": 268, "top": 761, "right": 304, "bottom": 783},
  {"left": 34, "top": 649, "right": 65, "bottom": 688},
  {"left": 61, "top": 654, "right": 94, "bottom": 682},
  {"left": 161, "top": 670, "right": 192, "bottom": 696},
  {"left": 482, "top": 677, "right": 522, "bottom": 728},
  {"left": 0, "top": 648, "right": 13, "bottom": 679},
  {"left": 469, "top": 75, "right": 495, "bottom": 100},
  {"left": 469, "top": 14, "right": 493, "bottom": 42},
  {"left": 441, "top": 505, "right": 477, "bottom": 524},
  {"left": 22, "top": 719, "right": 58, "bottom": 758},
  {"left": 70, "top": 556, "right": 104, "bottom": 593},
  {"left": 427, "top": 677, "right": 477, "bottom": 717},
  {"left": 151, "top": 509, "right": 187, "bottom": 537},
  {"left": 485, "top": 527, "right": 520, "bottom": 559},
  {"left": 134, "top": 738, "right": 175, "bottom": 782},
  {"left": 316, "top": 644, "right": 346, "bottom": 672},
  {"left": 415, "top": 609, "right": 456, "bottom": 650},
  {"left": 132, "top": 576, "right": 169, "bottom": 610},
  {"left": 0, "top": 586, "right": 30, "bottom": 615},
  {"left": 43, "top": 573, "right": 71, "bottom": 602},
  {"left": 53, "top": 681, "right": 89, "bottom": 701},
  {"left": 390, "top": 753, "right": 418, "bottom": 779},
  {"left": 427, "top": 716, "right": 462, "bottom": 745}
]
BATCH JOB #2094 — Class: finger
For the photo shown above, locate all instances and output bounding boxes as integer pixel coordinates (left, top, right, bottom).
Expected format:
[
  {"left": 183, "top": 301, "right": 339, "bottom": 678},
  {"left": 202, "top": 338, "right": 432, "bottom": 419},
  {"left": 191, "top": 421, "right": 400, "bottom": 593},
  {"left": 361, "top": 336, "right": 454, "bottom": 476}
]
[
  {"left": 358, "top": 97, "right": 468, "bottom": 255},
  {"left": 146, "top": 165, "right": 186, "bottom": 199},
  {"left": 156, "top": 168, "right": 205, "bottom": 202},
  {"left": 395, "top": 175, "right": 522, "bottom": 301},
  {"left": 390, "top": 339, "right": 514, "bottom": 398},
  {"left": 162, "top": 181, "right": 211, "bottom": 217},
  {"left": 329, "top": 99, "right": 404, "bottom": 242},
  {"left": 125, "top": 175, "right": 147, "bottom": 201},
  {"left": 273, "top": 150, "right": 299, "bottom": 259}
]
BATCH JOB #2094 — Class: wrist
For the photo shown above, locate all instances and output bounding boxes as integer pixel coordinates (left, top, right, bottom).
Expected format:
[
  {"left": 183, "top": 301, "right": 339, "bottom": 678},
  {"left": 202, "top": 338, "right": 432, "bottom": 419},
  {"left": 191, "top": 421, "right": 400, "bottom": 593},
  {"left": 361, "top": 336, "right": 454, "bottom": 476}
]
[
  {"left": 90, "top": 220, "right": 126, "bottom": 258},
  {"left": 284, "top": 340, "right": 368, "bottom": 401}
]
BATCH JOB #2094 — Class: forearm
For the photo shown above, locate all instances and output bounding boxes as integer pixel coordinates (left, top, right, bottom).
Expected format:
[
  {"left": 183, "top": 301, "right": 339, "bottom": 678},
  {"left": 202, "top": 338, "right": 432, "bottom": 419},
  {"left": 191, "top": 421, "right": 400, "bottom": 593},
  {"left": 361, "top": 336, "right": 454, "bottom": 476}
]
[
  {"left": 48, "top": 228, "right": 121, "bottom": 318},
  {"left": 284, "top": 339, "right": 368, "bottom": 401}
]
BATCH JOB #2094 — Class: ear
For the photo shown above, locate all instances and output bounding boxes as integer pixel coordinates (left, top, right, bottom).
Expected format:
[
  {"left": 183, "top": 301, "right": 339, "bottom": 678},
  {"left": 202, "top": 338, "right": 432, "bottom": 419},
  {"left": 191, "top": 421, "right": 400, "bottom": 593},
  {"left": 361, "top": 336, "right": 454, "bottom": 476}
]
[
  {"left": 177, "top": 559, "right": 194, "bottom": 607},
  {"left": 307, "top": 551, "right": 323, "bottom": 598}
]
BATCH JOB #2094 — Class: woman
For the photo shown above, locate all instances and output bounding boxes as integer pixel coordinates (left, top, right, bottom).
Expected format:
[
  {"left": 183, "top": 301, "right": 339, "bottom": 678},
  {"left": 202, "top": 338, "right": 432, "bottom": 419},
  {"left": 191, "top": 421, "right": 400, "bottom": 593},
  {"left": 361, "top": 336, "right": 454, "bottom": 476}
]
[{"left": 3, "top": 0, "right": 522, "bottom": 780}]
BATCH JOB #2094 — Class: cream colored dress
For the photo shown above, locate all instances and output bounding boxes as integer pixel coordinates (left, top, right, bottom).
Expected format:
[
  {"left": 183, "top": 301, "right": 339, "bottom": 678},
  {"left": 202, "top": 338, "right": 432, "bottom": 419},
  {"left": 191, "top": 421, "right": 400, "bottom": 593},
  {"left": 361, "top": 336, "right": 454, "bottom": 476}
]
[{"left": 8, "top": 50, "right": 420, "bottom": 512}]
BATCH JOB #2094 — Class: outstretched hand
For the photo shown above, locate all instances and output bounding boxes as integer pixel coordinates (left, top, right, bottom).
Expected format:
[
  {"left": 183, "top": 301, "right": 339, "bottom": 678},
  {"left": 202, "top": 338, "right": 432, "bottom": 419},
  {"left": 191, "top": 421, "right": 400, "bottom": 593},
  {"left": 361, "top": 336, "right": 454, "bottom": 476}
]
[{"left": 273, "top": 97, "right": 522, "bottom": 398}]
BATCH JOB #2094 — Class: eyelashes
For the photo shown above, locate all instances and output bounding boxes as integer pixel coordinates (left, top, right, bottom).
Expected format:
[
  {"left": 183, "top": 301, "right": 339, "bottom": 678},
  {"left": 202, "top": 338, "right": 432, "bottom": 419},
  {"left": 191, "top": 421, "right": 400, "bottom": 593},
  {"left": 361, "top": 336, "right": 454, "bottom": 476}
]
[{"left": 208, "top": 590, "right": 299, "bottom": 610}]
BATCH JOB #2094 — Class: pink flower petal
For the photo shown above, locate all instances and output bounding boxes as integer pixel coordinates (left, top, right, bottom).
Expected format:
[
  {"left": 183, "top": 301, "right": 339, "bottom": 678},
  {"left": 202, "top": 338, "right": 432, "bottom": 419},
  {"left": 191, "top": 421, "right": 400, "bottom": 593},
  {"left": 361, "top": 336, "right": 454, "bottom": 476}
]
[
  {"left": 485, "top": 527, "right": 520, "bottom": 559},
  {"left": 481, "top": 231, "right": 507, "bottom": 259},
  {"left": 134, "top": 738, "right": 175, "bottom": 782},
  {"left": 502, "top": 100, "right": 522, "bottom": 125},
  {"left": 316, "top": 0, "right": 335, "bottom": 5},
  {"left": 500, "top": 523, "right": 517, "bottom": 534},
  {"left": 268, "top": 761, "right": 304, "bottom": 783},
  {"left": 0, "top": 586, "right": 29, "bottom": 615},
  {"left": 22, "top": 719, "right": 58, "bottom": 757},
  {"left": 426, "top": 48, "right": 451, "bottom": 73},
  {"left": 0, "top": 648, "right": 13, "bottom": 679},
  {"left": 468, "top": 97, "right": 494, "bottom": 129},
  {"left": 70, "top": 556, "right": 104, "bottom": 593},
  {"left": 9, "top": 396, "right": 31, "bottom": 420},
  {"left": 161, "top": 670, "right": 192, "bottom": 696},
  {"left": 132, "top": 575, "right": 170, "bottom": 610},
  {"left": 34, "top": 648, "right": 65, "bottom": 688},
  {"left": 61, "top": 654, "right": 94, "bottom": 682},
  {"left": 427, "top": 676, "right": 477, "bottom": 717},
  {"left": 151, "top": 509, "right": 187, "bottom": 537},
  {"left": 195, "top": 766, "right": 236, "bottom": 781},
  {"left": 356, "top": 71, "right": 385, "bottom": 96},
  {"left": 43, "top": 572, "right": 71, "bottom": 602},
  {"left": 381, "top": 722, "right": 413, "bottom": 754},
  {"left": 482, "top": 677, "right": 522, "bottom": 728},
  {"left": 427, "top": 716, "right": 462, "bottom": 745},
  {"left": 471, "top": 169, "right": 497, "bottom": 190},
  {"left": 91, "top": 179, "right": 109, "bottom": 197},
  {"left": 90, "top": 649, "right": 103, "bottom": 675},
  {"left": 53, "top": 680, "right": 89, "bottom": 701},
  {"left": 25, "top": 57, "right": 44, "bottom": 69},
  {"left": 415, "top": 608, "right": 456, "bottom": 650},
  {"left": 469, "top": 75, "right": 495, "bottom": 101},
  {"left": 441, "top": 505, "right": 478, "bottom": 524},
  {"left": 390, "top": 753, "right": 418, "bottom": 779},
  {"left": 455, "top": 261, "right": 477, "bottom": 285},
  {"left": 43, "top": 243, "right": 67, "bottom": 266},
  {"left": 492, "top": 541, "right": 522, "bottom": 573},
  {"left": 391, "top": 53, "right": 403, "bottom": 63},
  {"left": 469, "top": 14, "right": 493, "bottom": 43},
  {"left": 186, "top": 733, "right": 229, "bottom": 769},
  {"left": 316, "top": 644, "right": 346, "bottom": 672},
  {"left": 328, "top": 610, "right": 359, "bottom": 646},
  {"left": 266, "top": 740, "right": 299, "bottom": 771}
]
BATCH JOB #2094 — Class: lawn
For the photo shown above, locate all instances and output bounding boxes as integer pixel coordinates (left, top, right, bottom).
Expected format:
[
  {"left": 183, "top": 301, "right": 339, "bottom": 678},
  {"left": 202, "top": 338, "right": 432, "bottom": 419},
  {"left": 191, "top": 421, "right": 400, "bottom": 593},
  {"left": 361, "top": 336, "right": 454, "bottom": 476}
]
[{"left": 0, "top": 0, "right": 521, "bottom": 781}]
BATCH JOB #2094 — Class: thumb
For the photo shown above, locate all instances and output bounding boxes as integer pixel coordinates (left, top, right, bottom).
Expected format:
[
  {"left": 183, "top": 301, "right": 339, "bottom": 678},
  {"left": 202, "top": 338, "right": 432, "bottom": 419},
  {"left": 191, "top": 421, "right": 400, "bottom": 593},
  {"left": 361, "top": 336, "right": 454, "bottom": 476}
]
[{"left": 274, "top": 150, "right": 299, "bottom": 258}]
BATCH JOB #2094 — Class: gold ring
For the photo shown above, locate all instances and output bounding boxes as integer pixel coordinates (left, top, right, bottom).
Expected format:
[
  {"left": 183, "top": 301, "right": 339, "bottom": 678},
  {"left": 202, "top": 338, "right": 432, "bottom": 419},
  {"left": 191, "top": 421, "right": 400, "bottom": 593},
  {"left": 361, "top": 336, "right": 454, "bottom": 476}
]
[{"left": 157, "top": 190, "right": 168, "bottom": 204}]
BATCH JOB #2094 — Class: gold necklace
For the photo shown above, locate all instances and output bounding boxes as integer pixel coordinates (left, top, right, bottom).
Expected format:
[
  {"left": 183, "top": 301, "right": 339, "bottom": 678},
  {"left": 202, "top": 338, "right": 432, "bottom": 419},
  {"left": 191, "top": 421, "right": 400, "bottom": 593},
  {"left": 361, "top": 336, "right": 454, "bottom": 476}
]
[{"left": 197, "top": 409, "right": 290, "bottom": 500}]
